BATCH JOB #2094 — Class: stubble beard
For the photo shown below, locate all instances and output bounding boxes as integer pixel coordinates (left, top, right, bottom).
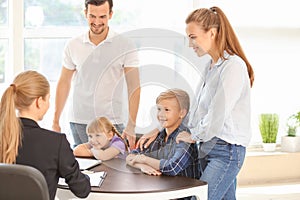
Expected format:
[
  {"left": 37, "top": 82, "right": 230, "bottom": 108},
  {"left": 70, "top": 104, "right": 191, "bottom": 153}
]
[{"left": 90, "top": 24, "right": 106, "bottom": 35}]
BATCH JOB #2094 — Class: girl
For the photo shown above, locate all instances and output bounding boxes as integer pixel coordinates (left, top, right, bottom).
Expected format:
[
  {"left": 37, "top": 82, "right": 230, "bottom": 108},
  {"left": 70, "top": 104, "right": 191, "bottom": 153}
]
[
  {"left": 74, "top": 116, "right": 128, "bottom": 160},
  {"left": 0, "top": 70, "right": 90, "bottom": 200}
]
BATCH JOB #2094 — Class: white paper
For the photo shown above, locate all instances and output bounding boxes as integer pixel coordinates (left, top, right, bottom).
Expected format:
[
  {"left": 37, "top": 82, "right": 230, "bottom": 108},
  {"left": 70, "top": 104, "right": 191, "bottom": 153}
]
[
  {"left": 59, "top": 171, "right": 106, "bottom": 187},
  {"left": 75, "top": 157, "right": 102, "bottom": 170}
]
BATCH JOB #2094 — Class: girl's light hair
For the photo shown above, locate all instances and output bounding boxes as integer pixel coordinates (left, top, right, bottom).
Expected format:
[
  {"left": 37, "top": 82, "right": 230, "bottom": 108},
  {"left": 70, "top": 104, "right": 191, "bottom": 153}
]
[
  {"left": 0, "top": 70, "right": 50, "bottom": 164},
  {"left": 156, "top": 88, "right": 190, "bottom": 113},
  {"left": 186, "top": 6, "right": 254, "bottom": 87},
  {"left": 86, "top": 116, "right": 129, "bottom": 151}
]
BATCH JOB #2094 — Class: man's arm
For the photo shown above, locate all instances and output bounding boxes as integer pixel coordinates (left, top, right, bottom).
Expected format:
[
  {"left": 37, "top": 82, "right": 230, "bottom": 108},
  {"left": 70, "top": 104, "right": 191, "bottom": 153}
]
[
  {"left": 122, "top": 67, "right": 141, "bottom": 149},
  {"left": 52, "top": 67, "right": 75, "bottom": 132}
]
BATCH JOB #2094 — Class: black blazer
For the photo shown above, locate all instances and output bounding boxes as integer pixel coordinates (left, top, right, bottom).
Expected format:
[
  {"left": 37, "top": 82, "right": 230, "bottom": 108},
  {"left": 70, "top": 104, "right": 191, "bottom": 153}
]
[{"left": 16, "top": 118, "right": 90, "bottom": 200}]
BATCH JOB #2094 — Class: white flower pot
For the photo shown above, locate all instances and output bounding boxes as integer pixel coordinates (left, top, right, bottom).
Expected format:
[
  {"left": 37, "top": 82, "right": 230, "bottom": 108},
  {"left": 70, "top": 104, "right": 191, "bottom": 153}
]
[
  {"left": 281, "top": 136, "right": 300, "bottom": 152},
  {"left": 262, "top": 143, "right": 276, "bottom": 152}
]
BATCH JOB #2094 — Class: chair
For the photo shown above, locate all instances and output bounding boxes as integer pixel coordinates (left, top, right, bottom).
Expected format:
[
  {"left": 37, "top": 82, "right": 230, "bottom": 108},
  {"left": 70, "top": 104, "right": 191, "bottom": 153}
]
[{"left": 0, "top": 163, "right": 50, "bottom": 200}]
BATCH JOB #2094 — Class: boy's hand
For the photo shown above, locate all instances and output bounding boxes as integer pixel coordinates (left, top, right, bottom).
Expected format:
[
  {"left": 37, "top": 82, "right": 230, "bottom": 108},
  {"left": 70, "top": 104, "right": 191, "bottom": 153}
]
[{"left": 140, "top": 165, "right": 162, "bottom": 176}]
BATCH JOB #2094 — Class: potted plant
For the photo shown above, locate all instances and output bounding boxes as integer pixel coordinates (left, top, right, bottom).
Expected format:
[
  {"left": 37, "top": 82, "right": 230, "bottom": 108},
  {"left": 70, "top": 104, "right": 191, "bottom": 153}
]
[
  {"left": 281, "top": 112, "right": 300, "bottom": 152},
  {"left": 259, "top": 113, "right": 279, "bottom": 151}
]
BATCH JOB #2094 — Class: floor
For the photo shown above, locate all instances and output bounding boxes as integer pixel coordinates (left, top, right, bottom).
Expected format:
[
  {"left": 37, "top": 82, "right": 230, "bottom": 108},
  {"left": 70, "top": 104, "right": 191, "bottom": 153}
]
[{"left": 236, "top": 181, "right": 300, "bottom": 200}]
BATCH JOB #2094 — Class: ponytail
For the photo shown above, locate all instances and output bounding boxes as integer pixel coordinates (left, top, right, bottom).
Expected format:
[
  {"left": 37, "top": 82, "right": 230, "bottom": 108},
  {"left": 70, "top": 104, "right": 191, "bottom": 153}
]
[
  {"left": 186, "top": 6, "right": 254, "bottom": 87},
  {"left": 0, "top": 85, "right": 22, "bottom": 164},
  {"left": 0, "top": 70, "right": 50, "bottom": 164},
  {"left": 111, "top": 125, "right": 129, "bottom": 152}
]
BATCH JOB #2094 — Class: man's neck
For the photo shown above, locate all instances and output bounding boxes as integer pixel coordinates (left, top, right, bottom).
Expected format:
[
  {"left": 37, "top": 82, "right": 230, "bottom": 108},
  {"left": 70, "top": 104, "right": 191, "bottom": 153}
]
[{"left": 89, "top": 27, "right": 109, "bottom": 46}]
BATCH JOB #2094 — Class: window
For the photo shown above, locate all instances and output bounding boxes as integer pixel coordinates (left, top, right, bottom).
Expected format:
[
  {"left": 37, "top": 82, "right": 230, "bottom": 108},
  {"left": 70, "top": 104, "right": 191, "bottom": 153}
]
[
  {"left": 22, "top": 0, "right": 195, "bottom": 142},
  {"left": 0, "top": 0, "right": 8, "bottom": 84},
  {"left": 2, "top": 0, "right": 300, "bottom": 146}
]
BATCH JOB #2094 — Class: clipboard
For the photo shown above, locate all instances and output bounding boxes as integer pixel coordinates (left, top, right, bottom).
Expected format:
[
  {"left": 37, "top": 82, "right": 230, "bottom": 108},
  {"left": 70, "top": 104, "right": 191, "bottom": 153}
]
[
  {"left": 58, "top": 171, "right": 107, "bottom": 187},
  {"left": 76, "top": 157, "right": 102, "bottom": 170}
]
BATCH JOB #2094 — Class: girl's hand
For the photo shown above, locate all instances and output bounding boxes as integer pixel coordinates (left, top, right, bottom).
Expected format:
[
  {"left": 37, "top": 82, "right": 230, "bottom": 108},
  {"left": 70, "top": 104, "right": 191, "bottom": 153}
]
[{"left": 73, "top": 143, "right": 93, "bottom": 157}]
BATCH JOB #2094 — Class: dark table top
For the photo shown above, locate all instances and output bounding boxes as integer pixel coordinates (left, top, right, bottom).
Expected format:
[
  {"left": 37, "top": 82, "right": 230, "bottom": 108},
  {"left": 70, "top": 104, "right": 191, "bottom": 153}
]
[{"left": 75, "top": 158, "right": 207, "bottom": 194}]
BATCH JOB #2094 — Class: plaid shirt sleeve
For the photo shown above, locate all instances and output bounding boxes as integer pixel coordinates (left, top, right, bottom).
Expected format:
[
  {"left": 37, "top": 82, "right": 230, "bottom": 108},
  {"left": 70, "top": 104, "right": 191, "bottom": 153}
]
[{"left": 159, "top": 141, "right": 193, "bottom": 176}]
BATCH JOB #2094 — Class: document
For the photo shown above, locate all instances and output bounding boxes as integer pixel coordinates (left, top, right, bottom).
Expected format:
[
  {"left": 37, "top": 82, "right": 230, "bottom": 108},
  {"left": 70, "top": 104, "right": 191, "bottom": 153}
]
[
  {"left": 59, "top": 171, "right": 107, "bottom": 187},
  {"left": 87, "top": 171, "right": 107, "bottom": 187},
  {"left": 75, "top": 157, "right": 102, "bottom": 170}
]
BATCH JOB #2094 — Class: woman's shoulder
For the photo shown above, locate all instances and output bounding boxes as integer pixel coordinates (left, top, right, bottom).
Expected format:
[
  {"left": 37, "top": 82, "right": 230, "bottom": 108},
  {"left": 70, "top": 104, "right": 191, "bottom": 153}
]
[
  {"left": 226, "top": 54, "right": 246, "bottom": 67},
  {"left": 26, "top": 126, "right": 68, "bottom": 143}
]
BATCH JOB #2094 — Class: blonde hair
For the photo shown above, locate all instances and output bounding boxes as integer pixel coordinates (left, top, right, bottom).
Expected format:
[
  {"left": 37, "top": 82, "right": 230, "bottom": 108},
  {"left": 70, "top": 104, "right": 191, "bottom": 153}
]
[
  {"left": 87, "top": 116, "right": 128, "bottom": 151},
  {"left": 156, "top": 88, "right": 190, "bottom": 113},
  {"left": 186, "top": 6, "right": 254, "bottom": 87},
  {"left": 0, "top": 70, "right": 50, "bottom": 164}
]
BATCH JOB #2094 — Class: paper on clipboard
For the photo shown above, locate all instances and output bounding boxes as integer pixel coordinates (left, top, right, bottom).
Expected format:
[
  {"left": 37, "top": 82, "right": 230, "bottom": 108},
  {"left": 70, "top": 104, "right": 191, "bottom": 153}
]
[
  {"left": 59, "top": 171, "right": 107, "bottom": 187},
  {"left": 76, "top": 157, "right": 102, "bottom": 170},
  {"left": 88, "top": 171, "right": 107, "bottom": 187}
]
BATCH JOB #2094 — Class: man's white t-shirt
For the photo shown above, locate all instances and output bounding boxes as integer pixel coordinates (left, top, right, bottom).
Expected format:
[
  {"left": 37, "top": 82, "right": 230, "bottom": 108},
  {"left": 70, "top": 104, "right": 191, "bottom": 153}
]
[{"left": 62, "top": 29, "right": 139, "bottom": 124}]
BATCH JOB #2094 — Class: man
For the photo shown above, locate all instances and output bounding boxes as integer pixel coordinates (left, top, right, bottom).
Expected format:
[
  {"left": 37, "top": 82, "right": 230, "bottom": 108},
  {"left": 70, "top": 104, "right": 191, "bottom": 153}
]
[{"left": 52, "top": 0, "right": 140, "bottom": 149}]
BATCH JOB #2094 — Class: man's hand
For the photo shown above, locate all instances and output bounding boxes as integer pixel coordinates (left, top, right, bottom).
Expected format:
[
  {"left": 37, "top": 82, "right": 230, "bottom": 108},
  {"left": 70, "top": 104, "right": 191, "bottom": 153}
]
[
  {"left": 136, "top": 128, "right": 159, "bottom": 150},
  {"left": 52, "top": 121, "right": 61, "bottom": 132},
  {"left": 122, "top": 125, "right": 136, "bottom": 150}
]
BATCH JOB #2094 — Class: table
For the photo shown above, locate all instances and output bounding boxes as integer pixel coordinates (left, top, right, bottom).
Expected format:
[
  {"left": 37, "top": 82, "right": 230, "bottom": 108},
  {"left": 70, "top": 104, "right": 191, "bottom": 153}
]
[{"left": 56, "top": 158, "right": 207, "bottom": 200}]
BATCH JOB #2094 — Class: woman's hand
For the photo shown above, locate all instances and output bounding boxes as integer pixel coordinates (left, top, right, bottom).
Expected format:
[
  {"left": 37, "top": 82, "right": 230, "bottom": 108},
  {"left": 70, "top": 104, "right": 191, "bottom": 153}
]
[
  {"left": 176, "top": 131, "right": 195, "bottom": 144},
  {"left": 136, "top": 128, "right": 159, "bottom": 150}
]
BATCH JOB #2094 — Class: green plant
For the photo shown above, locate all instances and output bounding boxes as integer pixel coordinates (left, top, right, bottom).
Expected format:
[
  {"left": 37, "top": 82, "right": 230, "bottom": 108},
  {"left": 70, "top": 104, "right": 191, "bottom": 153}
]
[
  {"left": 286, "top": 111, "right": 300, "bottom": 137},
  {"left": 259, "top": 113, "right": 279, "bottom": 143}
]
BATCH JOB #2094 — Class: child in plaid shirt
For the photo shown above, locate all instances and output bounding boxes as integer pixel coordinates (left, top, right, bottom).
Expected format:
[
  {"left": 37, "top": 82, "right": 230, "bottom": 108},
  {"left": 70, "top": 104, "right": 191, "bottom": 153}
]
[{"left": 126, "top": 88, "right": 199, "bottom": 179}]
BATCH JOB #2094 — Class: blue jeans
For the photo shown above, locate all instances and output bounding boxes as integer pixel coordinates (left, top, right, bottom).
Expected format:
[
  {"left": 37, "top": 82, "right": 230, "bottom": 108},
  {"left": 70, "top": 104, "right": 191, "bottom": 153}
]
[
  {"left": 70, "top": 122, "right": 125, "bottom": 147},
  {"left": 199, "top": 137, "right": 246, "bottom": 200}
]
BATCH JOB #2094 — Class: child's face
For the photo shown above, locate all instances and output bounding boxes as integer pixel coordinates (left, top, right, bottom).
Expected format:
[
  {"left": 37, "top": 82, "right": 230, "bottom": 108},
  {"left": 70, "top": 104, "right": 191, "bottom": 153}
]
[
  {"left": 156, "top": 98, "right": 183, "bottom": 131},
  {"left": 88, "top": 131, "right": 111, "bottom": 150}
]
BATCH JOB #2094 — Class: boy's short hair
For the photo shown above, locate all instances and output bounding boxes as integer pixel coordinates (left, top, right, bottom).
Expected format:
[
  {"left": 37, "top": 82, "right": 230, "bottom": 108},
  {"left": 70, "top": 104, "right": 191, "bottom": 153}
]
[{"left": 156, "top": 88, "right": 190, "bottom": 113}]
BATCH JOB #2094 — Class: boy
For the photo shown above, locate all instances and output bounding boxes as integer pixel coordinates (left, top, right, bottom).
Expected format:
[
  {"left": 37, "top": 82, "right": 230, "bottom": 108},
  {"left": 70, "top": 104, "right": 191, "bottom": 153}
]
[{"left": 126, "top": 88, "right": 199, "bottom": 179}]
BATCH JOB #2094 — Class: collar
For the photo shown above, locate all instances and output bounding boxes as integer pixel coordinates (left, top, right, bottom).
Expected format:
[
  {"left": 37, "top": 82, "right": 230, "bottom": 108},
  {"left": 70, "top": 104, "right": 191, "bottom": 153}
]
[
  {"left": 214, "top": 51, "right": 231, "bottom": 68},
  {"left": 83, "top": 28, "right": 117, "bottom": 45},
  {"left": 159, "top": 124, "right": 189, "bottom": 140},
  {"left": 20, "top": 117, "right": 40, "bottom": 128}
]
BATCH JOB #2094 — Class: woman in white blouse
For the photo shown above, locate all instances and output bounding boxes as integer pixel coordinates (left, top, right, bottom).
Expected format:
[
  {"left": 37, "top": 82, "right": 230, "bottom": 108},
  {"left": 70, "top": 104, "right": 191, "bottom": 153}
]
[{"left": 138, "top": 6, "right": 254, "bottom": 200}]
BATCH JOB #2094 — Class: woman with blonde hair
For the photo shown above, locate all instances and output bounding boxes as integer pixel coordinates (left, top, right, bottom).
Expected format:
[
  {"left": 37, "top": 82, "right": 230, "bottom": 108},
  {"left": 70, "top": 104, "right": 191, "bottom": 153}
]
[
  {"left": 178, "top": 6, "right": 254, "bottom": 200},
  {"left": 74, "top": 116, "right": 129, "bottom": 160},
  {"left": 0, "top": 70, "right": 90, "bottom": 200}
]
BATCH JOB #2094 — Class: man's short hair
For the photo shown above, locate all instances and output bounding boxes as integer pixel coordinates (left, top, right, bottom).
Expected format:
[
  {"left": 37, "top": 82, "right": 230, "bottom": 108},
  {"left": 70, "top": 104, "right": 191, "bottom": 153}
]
[{"left": 85, "top": 0, "right": 113, "bottom": 12}]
